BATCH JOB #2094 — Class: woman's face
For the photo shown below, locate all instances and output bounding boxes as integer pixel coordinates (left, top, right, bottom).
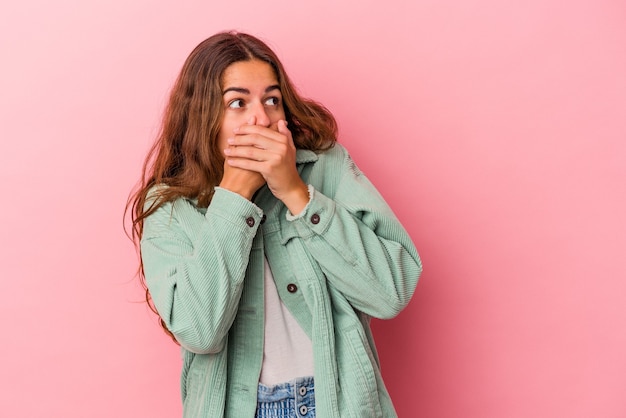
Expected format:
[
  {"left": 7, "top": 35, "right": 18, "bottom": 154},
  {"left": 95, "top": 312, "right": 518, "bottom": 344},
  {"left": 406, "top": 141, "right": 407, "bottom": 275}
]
[{"left": 217, "top": 59, "right": 286, "bottom": 155}]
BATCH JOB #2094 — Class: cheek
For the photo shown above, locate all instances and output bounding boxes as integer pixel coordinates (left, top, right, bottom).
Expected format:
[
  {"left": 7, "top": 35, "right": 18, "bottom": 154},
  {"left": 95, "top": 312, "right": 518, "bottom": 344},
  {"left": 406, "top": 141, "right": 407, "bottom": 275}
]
[{"left": 272, "top": 106, "right": 287, "bottom": 123}]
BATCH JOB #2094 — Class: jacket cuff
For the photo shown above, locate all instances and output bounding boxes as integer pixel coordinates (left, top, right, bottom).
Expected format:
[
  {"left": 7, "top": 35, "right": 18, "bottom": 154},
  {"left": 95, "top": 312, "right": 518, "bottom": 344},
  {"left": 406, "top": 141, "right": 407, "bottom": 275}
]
[
  {"left": 285, "top": 184, "right": 315, "bottom": 221},
  {"left": 287, "top": 185, "right": 336, "bottom": 238},
  {"left": 207, "top": 187, "right": 264, "bottom": 232}
]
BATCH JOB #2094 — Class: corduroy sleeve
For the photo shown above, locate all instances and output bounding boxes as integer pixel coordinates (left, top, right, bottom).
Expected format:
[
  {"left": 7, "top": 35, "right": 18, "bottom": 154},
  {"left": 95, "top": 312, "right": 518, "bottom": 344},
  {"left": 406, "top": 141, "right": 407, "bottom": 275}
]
[
  {"left": 288, "top": 145, "right": 423, "bottom": 319},
  {"left": 141, "top": 187, "right": 263, "bottom": 354}
]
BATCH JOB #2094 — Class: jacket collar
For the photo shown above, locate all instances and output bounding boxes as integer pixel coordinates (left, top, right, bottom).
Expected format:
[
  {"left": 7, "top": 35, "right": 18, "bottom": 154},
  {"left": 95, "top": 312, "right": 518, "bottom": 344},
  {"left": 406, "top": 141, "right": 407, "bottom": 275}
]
[{"left": 296, "top": 149, "right": 318, "bottom": 164}]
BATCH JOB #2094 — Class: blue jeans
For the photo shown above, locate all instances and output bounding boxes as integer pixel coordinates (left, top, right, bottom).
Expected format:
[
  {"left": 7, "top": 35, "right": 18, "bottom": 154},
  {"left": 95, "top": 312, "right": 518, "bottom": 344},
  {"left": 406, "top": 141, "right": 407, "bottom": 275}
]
[{"left": 255, "top": 376, "right": 315, "bottom": 418}]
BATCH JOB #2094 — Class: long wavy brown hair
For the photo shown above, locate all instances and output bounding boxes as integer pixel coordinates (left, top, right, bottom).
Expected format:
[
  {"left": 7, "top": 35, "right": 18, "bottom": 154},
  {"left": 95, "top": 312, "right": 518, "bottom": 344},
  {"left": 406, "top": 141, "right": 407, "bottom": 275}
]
[{"left": 125, "top": 31, "right": 337, "bottom": 341}]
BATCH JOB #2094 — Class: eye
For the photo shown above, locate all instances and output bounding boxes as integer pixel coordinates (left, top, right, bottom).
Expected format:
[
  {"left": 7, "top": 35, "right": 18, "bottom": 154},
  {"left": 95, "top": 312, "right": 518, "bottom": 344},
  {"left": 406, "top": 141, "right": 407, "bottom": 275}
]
[
  {"left": 228, "top": 99, "right": 245, "bottom": 109},
  {"left": 264, "top": 97, "right": 280, "bottom": 106}
]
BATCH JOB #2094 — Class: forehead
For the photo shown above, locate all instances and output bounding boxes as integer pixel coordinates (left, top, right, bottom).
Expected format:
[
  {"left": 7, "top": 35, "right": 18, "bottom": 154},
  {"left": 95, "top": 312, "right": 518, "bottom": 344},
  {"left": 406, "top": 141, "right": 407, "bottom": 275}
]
[{"left": 221, "top": 60, "right": 278, "bottom": 89}]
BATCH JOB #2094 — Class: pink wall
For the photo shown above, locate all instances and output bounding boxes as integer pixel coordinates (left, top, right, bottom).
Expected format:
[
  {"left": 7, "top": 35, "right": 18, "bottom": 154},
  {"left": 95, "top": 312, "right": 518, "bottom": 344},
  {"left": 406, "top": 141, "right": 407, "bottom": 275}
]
[{"left": 1, "top": 0, "right": 624, "bottom": 416}]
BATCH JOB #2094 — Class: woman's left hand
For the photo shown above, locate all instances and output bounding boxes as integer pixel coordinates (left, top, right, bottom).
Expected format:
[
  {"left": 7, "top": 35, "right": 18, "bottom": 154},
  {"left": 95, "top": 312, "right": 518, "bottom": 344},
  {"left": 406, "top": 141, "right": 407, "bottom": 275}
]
[{"left": 224, "top": 120, "right": 309, "bottom": 215}]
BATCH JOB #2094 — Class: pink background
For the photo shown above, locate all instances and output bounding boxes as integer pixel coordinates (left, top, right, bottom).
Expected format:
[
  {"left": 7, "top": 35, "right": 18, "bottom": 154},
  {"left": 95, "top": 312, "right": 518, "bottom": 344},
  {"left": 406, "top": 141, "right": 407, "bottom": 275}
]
[{"left": 1, "top": 0, "right": 625, "bottom": 416}]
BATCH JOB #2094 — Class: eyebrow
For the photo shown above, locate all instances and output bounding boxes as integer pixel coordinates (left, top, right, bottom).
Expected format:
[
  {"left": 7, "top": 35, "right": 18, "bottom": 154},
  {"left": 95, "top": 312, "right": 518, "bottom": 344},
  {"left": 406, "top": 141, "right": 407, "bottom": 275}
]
[{"left": 222, "top": 85, "right": 281, "bottom": 95}]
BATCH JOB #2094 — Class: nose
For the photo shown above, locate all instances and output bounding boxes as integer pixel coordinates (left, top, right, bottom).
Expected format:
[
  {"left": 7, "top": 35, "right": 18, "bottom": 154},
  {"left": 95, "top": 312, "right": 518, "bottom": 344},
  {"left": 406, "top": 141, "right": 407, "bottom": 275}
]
[{"left": 251, "top": 102, "right": 270, "bottom": 127}]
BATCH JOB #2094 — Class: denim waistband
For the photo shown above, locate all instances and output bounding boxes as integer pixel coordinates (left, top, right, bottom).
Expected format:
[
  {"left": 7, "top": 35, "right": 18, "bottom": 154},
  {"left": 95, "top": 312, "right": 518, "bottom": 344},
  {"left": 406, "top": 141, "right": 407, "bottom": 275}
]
[{"left": 256, "top": 376, "right": 315, "bottom": 418}]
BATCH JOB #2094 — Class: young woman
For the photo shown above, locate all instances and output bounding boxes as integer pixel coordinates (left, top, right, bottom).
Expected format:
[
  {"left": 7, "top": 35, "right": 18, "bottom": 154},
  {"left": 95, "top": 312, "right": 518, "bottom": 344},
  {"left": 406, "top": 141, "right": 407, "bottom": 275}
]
[{"left": 128, "top": 31, "right": 422, "bottom": 418}]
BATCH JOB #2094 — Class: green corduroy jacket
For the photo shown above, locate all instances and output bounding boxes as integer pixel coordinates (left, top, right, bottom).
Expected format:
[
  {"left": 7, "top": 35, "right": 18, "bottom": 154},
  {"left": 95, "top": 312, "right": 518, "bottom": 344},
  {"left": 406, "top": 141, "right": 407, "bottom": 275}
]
[{"left": 141, "top": 143, "right": 422, "bottom": 417}]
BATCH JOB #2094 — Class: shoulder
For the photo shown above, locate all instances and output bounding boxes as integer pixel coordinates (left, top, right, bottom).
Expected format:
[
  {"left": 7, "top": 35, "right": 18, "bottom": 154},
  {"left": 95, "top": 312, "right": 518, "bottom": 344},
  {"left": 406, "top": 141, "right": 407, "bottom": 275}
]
[
  {"left": 301, "top": 143, "right": 368, "bottom": 199},
  {"left": 302, "top": 143, "right": 351, "bottom": 173},
  {"left": 145, "top": 184, "right": 200, "bottom": 210},
  {"left": 315, "top": 143, "right": 364, "bottom": 179},
  {"left": 296, "top": 143, "right": 349, "bottom": 164},
  {"left": 319, "top": 142, "right": 349, "bottom": 160},
  {"left": 143, "top": 185, "right": 204, "bottom": 230}
]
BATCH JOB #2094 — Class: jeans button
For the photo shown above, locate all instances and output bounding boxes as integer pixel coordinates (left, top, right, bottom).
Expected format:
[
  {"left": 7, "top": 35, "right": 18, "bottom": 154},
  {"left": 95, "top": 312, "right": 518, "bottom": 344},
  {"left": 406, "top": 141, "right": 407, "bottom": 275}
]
[
  {"left": 299, "top": 386, "right": 307, "bottom": 396},
  {"left": 299, "top": 405, "right": 308, "bottom": 415}
]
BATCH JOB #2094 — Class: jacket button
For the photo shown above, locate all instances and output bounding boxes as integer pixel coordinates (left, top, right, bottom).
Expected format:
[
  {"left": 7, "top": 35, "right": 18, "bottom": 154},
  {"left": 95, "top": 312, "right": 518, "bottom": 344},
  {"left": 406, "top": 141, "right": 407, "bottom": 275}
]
[
  {"left": 287, "top": 283, "right": 298, "bottom": 293},
  {"left": 260, "top": 214, "right": 267, "bottom": 224},
  {"left": 246, "top": 217, "right": 255, "bottom": 227},
  {"left": 310, "top": 213, "right": 320, "bottom": 224}
]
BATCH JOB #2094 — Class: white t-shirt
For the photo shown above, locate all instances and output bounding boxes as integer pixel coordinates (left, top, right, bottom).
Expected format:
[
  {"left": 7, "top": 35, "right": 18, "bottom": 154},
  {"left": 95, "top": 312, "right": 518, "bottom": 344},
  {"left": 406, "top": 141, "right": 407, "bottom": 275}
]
[{"left": 259, "top": 257, "right": 314, "bottom": 385}]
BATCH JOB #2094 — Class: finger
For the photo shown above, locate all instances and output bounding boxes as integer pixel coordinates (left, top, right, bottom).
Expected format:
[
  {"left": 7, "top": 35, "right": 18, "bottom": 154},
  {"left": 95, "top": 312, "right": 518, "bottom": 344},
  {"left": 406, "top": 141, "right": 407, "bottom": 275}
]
[
  {"left": 225, "top": 155, "right": 265, "bottom": 173},
  {"left": 228, "top": 131, "right": 286, "bottom": 151},
  {"left": 268, "top": 119, "right": 286, "bottom": 132},
  {"left": 234, "top": 124, "right": 284, "bottom": 139},
  {"left": 276, "top": 120, "right": 293, "bottom": 143},
  {"left": 224, "top": 144, "right": 271, "bottom": 161},
  {"left": 227, "top": 133, "right": 271, "bottom": 150},
  {"left": 231, "top": 124, "right": 292, "bottom": 150}
]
